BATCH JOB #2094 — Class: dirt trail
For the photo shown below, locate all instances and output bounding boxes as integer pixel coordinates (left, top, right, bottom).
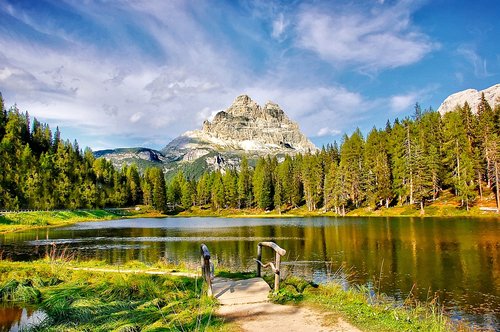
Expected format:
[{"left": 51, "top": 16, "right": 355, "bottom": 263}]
[{"left": 212, "top": 277, "right": 361, "bottom": 332}]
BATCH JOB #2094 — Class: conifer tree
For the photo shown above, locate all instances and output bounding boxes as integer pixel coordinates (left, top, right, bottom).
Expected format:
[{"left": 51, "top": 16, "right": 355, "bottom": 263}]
[
  {"left": 212, "top": 171, "right": 225, "bottom": 210},
  {"left": 339, "top": 129, "right": 365, "bottom": 208},
  {"left": 237, "top": 156, "right": 252, "bottom": 208}
]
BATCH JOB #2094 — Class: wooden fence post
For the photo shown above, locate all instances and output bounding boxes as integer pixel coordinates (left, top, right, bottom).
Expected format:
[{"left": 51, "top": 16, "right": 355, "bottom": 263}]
[
  {"left": 257, "top": 244, "right": 262, "bottom": 277},
  {"left": 255, "top": 242, "right": 286, "bottom": 293},
  {"left": 200, "top": 243, "right": 212, "bottom": 297}
]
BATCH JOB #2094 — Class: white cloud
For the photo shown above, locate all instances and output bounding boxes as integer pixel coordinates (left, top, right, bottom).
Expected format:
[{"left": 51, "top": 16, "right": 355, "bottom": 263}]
[
  {"left": 129, "top": 112, "right": 143, "bottom": 123},
  {"left": 295, "top": 3, "right": 435, "bottom": 71},
  {"left": 272, "top": 13, "right": 288, "bottom": 39},
  {"left": 390, "top": 93, "right": 417, "bottom": 112},
  {"left": 0, "top": 1, "right": 440, "bottom": 150},
  {"left": 457, "top": 45, "right": 492, "bottom": 78},
  {"left": 317, "top": 127, "right": 341, "bottom": 137}
]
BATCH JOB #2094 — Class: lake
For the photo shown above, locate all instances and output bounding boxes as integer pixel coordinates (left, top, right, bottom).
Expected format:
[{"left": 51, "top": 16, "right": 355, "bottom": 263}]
[{"left": 0, "top": 216, "right": 499, "bottom": 330}]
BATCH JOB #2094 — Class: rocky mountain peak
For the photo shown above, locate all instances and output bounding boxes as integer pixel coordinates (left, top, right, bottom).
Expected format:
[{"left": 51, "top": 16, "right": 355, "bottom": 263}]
[
  {"left": 200, "top": 95, "right": 316, "bottom": 152},
  {"left": 225, "top": 94, "right": 260, "bottom": 117},
  {"left": 437, "top": 84, "right": 500, "bottom": 115}
]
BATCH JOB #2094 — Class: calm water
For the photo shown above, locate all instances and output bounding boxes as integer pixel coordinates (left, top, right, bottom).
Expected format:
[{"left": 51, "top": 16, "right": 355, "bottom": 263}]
[
  {"left": 0, "top": 216, "right": 499, "bottom": 329},
  {"left": 0, "top": 306, "right": 47, "bottom": 332}
]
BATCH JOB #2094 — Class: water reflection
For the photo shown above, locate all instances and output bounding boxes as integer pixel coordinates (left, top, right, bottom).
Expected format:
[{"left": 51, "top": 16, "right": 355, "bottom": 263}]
[
  {"left": 0, "top": 216, "right": 499, "bottom": 329},
  {"left": 0, "top": 306, "right": 47, "bottom": 332}
]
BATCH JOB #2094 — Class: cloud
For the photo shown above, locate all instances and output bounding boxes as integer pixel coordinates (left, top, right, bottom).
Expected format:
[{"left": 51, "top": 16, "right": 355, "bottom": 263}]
[
  {"left": 272, "top": 13, "right": 288, "bottom": 39},
  {"left": 317, "top": 127, "right": 341, "bottom": 137},
  {"left": 295, "top": 2, "right": 435, "bottom": 71},
  {"left": 390, "top": 93, "right": 418, "bottom": 112},
  {"left": 129, "top": 112, "right": 143, "bottom": 123},
  {"left": 0, "top": 1, "right": 443, "bottom": 150},
  {"left": 457, "top": 45, "right": 493, "bottom": 78}
]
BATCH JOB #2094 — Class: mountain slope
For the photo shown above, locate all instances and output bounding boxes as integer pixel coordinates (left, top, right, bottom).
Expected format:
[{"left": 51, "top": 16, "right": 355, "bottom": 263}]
[
  {"left": 437, "top": 84, "right": 500, "bottom": 115},
  {"left": 95, "top": 95, "right": 317, "bottom": 176}
]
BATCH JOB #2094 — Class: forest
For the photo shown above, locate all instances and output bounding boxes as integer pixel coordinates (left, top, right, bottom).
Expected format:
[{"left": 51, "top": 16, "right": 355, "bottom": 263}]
[{"left": 0, "top": 93, "right": 499, "bottom": 214}]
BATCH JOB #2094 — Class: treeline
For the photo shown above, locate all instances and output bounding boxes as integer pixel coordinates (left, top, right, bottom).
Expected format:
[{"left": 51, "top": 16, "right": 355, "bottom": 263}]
[
  {"left": 166, "top": 95, "right": 500, "bottom": 214},
  {"left": 0, "top": 95, "right": 144, "bottom": 210},
  {"left": 1, "top": 93, "right": 499, "bottom": 214}
]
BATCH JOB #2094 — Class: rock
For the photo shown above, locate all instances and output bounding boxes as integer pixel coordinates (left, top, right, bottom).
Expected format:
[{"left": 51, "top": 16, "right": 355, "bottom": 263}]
[
  {"left": 96, "top": 95, "right": 317, "bottom": 176},
  {"left": 166, "top": 95, "right": 317, "bottom": 155},
  {"left": 437, "top": 84, "right": 500, "bottom": 115}
]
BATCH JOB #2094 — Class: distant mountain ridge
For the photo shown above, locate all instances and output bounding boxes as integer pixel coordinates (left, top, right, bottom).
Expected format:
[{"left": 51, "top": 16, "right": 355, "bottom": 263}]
[
  {"left": 94, "top": 95, "right": 317, "bottom": 176},
  {"left": 437, "top": 84, "right": 500, "bottom": 115}
]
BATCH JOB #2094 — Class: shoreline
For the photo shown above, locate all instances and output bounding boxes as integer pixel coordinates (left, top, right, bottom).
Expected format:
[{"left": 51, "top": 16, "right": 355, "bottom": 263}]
[
  {"left": 1, "top": 204, "right": 499, "bottom": 234},
  {"left": 0, "top": 260, "right": 458, "bottom": 331}
]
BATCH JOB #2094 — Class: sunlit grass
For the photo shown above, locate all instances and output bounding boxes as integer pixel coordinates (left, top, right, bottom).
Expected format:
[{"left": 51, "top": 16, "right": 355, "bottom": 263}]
[
  {"left": 0, "top": 260, "right": 225, "bottom": 331},
  {"left": 265, "top": 274, "right": 459, "bottom": 332}
]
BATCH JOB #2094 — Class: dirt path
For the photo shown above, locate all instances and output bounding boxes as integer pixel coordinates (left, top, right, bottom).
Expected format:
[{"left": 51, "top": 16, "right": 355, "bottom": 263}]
[{"left": 212, "top": 277, "right": 361, "bottom": 332}]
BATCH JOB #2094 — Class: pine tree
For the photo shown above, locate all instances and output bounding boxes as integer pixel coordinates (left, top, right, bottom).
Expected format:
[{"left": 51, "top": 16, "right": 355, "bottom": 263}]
[
  {"left": 442, "top": 110, "right": 475, "bottom": 208},
  {"left": 212, "top": 171, "right": 225, "bottom": 210},
  {"left": 181, "top": 179, "right": 194, "bottom": 210},
  {"left": 151, "top": 167, "right": 167, "bottom": 212},
  {"left": 364, "top": 128, "right": 392, "bottom": 208},
  {"left": 253, "top": 157, "right": 273, "bottom": 210},
  {"left": 476, "top": 94, "right": 495, "bottom": 188},
  {"left": 339, "top": 129, "right": 365, "bottom": 208},
  {"left": 302, "top": 153, "right": 323, "bottom": 211},
  {"left": 237, "top": 156, "right": 252, "bottom": 208},
  {"left": 223, "top": 170, "right": 238, "bottom": 208}
]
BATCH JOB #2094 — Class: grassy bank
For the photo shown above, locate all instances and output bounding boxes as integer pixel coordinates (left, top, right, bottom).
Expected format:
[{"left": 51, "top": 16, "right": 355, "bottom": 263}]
[
  {"left": 269, "top": 276, "right": 459, "bottom": 332},
  {"left": 0, "top": 260, "right": 226, "bottom": 331},
  {"left": 2, "top": 193, "right": 498, "bottom": 234},
  {"left": 0, "top": 206, "right": 163, "bottom": 234},
  {"left": 177, "top": 203, "right": 499, "bottom": 219},
  {"left": 0, "top": 260, "right": 465, "bottom": 331}
]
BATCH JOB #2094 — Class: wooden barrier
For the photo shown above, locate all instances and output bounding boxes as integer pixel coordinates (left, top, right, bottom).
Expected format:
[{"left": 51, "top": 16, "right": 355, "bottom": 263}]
[
  {"left": 200, "top": 243, "right": 213, "bottom": 296},
  {"left": 255, "top": 242, "right": 286, "bottom": 293}
]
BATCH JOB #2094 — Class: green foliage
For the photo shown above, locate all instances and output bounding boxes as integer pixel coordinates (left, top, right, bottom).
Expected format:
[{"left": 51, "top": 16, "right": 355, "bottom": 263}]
[
  {"left": 1, "top": 93, "right": 498, "bottom": 215},
  {"left": 0, "top": 261, "right": 223, "bottom": 331}
]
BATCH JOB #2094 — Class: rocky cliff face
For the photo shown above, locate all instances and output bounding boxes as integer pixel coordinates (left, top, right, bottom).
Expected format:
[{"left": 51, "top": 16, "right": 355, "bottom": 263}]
[
  {"left": 437, "top": 84, "right": 500, "bottom": 115},
  {"left": 199, "top": 95, "right": 315, "bottom": 151},
  {"left": 96, "top": 95, "right": 317, "bottom": 177},
  {"left": 159, "top": 95, "right": 317, "bottom": 174}
]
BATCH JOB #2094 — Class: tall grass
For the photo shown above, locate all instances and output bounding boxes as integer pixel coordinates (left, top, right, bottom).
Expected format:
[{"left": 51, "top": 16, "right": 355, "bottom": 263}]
[
  {"left": 266, "top": 268, "right": 464, "bottom": 332},
  {"left": 0, "top": 260, "right": 225, "bottom": 331}
]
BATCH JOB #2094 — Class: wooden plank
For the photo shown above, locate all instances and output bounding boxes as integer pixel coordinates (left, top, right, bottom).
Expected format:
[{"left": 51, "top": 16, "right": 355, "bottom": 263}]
[{"left": 212, "top": 277, "right": 271, "bottom": 305}]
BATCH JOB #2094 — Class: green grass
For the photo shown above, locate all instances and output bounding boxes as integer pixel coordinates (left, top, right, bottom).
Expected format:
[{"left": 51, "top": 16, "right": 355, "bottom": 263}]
[
  {"left": 0, "top": 207, "right": 167, "bottom": 234},
  {"left": 0, "top": 260, "right": 226, "bottom": 331},
  {"left": 266, "top": 276, "right": 460, "bottom": 332}
]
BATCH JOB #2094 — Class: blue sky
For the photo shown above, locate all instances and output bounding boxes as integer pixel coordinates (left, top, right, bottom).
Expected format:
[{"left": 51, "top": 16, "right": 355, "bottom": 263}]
[{"left": 0, "top": 0, "right": 499, "bottom": 150}]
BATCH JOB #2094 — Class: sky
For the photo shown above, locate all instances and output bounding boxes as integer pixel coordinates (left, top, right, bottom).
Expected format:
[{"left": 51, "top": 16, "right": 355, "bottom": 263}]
[{"left": 0, "top": 0, "right": 499, "bottom": 151}]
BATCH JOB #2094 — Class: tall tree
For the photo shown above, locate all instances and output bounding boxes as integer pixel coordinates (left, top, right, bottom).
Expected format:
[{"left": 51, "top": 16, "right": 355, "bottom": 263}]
[
  {"left": 237, "top": 156, "right": 252, "bottom": 208},
  {"left": 339, "top": 129, "right": 365, "bottom": 208}
]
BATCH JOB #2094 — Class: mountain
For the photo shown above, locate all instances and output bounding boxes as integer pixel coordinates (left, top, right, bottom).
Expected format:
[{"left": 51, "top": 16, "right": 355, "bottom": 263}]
[
  {"left": 437, "top": 84, "right": 500, "bottom": 115},
  {"left": 94, "top": 147, "right": 167, "bottom": 170},
  {"left": 95, "top": 95, "right": 317, "bottom": 177}
]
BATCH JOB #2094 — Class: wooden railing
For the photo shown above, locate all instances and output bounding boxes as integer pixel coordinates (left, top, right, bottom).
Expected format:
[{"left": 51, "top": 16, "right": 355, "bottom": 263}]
[
  {"left": 200, "top": 243, "right": 213, "bottom": 296},
  {"left": 255, "top": 242, "right": 286, "bottom": 293}
]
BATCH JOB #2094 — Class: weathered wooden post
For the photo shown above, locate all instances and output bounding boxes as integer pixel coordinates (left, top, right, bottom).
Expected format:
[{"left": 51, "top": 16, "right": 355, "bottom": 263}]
[
  {"left": 200, "top": 243, "right": 212, "bottom": 296},
  {"left": 256, "top": 243, "right": 262, "bottom": 277},
  {"left": 256, "top": 242, "right": 286, "bottom": 293}
]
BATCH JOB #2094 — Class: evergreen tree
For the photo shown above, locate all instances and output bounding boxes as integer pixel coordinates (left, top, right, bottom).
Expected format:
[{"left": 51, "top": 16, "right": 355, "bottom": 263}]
[
  {"left": 442, "top": 110, "right": 475, "bottom": 209},
  {"left": 181, "top": 179, "right": 194, "bottom": 210},
  {"left": 339, "top": 129, "right": 365, "bottom": 208},
  {"left": 151, "top": 167, "right": 167, "bottom": 212},
  {"left": 364, "top": 128, "right": 392, "bottom": 208},
  {"left": 253, "top": 157, "right": 273, "bottom": 210},
  {"left": 237, "top": 156, "right": 252, "bottom": 208},
  {"left": 223, "top": 170, "right": 238, "bottom": 208},
  {"left": 211, "top": 171, "right": 225, "bottom": 210}
]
